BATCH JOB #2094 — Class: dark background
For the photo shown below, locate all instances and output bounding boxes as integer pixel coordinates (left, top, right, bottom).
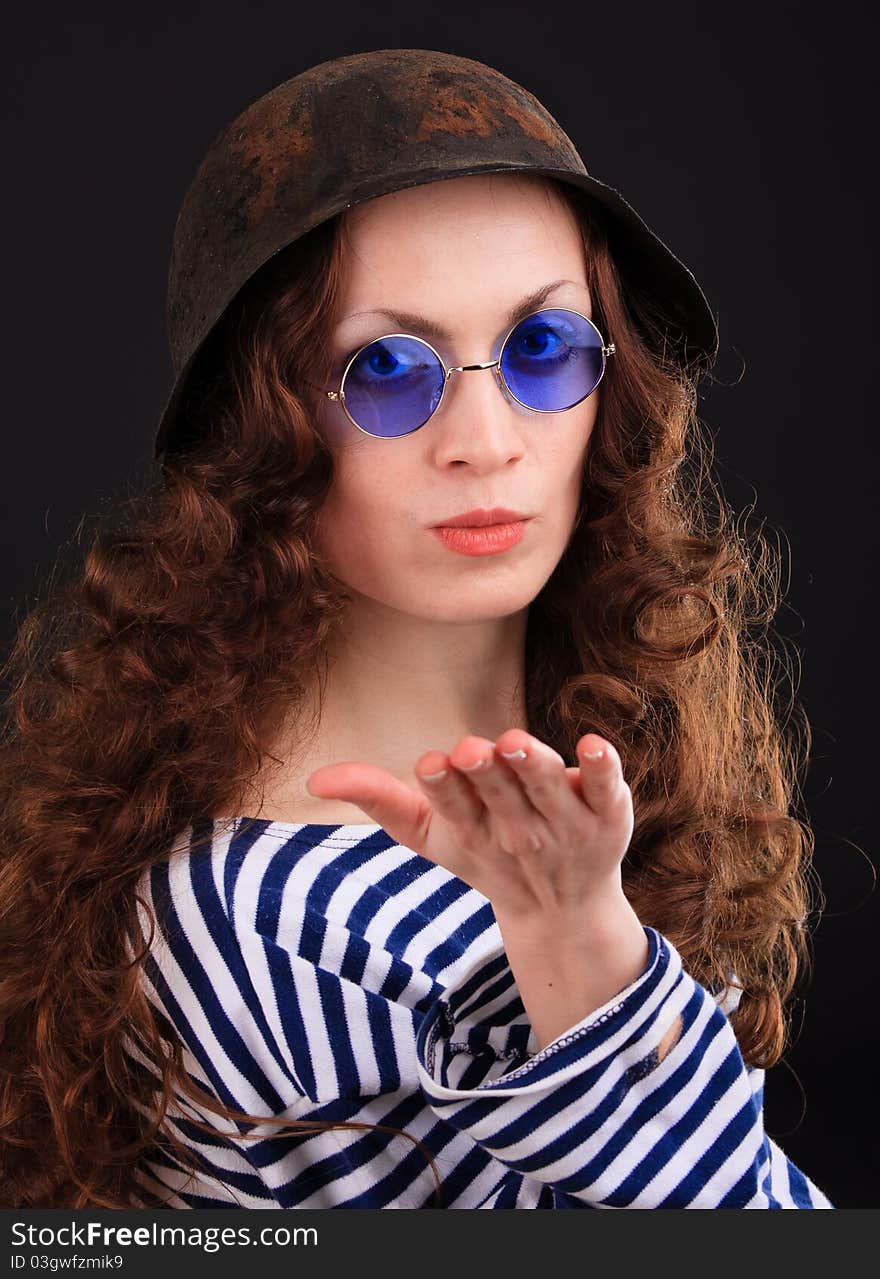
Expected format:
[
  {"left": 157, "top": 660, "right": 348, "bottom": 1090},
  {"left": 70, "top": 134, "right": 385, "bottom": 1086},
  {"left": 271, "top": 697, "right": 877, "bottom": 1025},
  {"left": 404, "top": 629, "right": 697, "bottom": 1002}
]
[{"left": 2, "top": 1, "right": 876, "bottom": 1207}]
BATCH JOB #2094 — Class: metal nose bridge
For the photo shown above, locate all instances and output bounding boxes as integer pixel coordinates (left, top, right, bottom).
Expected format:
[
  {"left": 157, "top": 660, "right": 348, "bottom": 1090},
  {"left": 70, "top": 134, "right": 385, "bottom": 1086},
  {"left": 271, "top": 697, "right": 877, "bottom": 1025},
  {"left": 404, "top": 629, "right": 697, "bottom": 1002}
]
[{"left": 446, "top": 360, "right": 500, "bottom": 376}]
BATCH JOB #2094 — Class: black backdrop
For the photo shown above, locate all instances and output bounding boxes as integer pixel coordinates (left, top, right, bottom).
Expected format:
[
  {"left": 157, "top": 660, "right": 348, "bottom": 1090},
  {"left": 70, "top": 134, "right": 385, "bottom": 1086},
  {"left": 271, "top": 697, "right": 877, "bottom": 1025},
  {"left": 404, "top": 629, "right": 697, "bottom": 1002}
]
[{"left": 2, "top": 0, "right": 876, "bottom": 1208}]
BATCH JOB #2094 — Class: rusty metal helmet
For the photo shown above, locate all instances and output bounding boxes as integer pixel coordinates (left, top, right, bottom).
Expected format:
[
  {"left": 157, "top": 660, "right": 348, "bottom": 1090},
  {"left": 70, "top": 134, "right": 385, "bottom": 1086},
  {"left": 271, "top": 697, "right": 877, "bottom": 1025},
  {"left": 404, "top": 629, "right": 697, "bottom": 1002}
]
[{"left": 154, "top": 47, "right": 719, "bottom": 459}]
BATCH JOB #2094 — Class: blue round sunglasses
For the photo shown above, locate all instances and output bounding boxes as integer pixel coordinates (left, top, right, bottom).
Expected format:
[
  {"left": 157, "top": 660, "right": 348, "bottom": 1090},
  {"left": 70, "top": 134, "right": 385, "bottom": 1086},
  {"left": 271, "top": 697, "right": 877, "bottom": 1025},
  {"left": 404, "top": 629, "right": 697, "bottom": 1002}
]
[{"left": 323, "top": 307, "right": 615, "bottom": 439}]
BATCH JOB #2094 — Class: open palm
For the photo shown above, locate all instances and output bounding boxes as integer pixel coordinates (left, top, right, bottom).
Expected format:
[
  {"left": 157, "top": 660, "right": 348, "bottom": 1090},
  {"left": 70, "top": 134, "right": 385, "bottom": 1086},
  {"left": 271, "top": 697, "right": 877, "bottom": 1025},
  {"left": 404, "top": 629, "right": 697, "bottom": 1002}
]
[{"left": 307, "top": 727, "right": 635, "bottom": 924}]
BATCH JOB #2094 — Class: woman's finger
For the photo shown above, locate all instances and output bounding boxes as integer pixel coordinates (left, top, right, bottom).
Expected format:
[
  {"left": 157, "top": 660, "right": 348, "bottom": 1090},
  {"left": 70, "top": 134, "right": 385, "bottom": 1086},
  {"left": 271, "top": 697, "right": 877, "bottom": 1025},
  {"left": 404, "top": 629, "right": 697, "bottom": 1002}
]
[
  {"left": 449, "top": 735, "right": 555, "bottom": 855},
  {"left": 492, "top": 729, "right": 593, "bottom": 828},
  {"left": 306, "top": 761, "right": 432, "bottom": 850},
  {"left": 414, "top": 742, "right": 486, "bottom": 826},
  {"left": 575, "top": 735, "right": 631, "bottom": 818}
]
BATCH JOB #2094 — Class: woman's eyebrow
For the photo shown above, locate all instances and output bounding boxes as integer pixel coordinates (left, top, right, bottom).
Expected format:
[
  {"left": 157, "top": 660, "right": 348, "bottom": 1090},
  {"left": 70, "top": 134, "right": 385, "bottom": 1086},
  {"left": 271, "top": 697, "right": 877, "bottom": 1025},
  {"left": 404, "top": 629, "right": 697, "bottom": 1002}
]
[{"left": 338, "top": 278, "right": 584, "bottom": 342}]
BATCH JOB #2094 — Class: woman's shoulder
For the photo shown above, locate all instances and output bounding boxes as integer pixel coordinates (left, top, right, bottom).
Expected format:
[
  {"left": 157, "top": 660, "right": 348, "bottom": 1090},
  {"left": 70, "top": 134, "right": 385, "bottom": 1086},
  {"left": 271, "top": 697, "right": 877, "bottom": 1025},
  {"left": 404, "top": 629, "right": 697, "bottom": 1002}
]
[
  {"left": 131, "top": 818, "right": 534, "bottom": 1115},
  {"left": 137, "top": 816, "right": 502, "bottom": 988}
]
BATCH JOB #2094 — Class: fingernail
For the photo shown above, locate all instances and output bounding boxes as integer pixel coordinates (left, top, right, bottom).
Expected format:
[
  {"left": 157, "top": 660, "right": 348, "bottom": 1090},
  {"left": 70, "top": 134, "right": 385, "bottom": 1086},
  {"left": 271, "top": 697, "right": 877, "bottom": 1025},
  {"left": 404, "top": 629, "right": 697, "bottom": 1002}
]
[
  {"left": 500, "top": 749, "right": 528, "bottom": 761},
  {"left": 581, "top": 748, "right": 605, "bottom": 761},
  {"left": 460, "top": 757, "right": 488, "bottom": 772},
  {"left": 421, "top": 769, "right": 448, "bottom": 783}
]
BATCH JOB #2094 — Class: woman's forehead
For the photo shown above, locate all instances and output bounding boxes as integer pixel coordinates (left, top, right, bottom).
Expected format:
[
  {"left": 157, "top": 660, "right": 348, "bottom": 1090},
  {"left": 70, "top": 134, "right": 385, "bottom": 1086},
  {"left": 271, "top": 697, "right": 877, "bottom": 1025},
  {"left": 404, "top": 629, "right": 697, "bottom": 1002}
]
[
  {"left": 344, "top": 171, "right": 578, "bottom": 236},
  {"left": 335, "top": 174, "right": 587, "bottom": 317}
]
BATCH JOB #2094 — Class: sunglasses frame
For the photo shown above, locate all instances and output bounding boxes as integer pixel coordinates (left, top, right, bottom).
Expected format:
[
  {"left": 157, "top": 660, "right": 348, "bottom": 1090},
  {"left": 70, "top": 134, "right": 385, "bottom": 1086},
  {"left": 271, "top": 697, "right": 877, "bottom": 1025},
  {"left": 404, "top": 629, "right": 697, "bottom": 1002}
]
[{"left": 324, "top": 307, "right": 615, "bottom": 438}]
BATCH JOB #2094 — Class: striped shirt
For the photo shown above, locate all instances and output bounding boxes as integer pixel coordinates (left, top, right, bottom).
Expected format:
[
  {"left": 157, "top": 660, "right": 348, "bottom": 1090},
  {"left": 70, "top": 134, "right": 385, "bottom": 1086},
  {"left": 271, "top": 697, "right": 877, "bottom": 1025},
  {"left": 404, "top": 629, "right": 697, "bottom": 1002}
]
[{"left": 127, "top": 817, "right": 834, "bottom": 1208}]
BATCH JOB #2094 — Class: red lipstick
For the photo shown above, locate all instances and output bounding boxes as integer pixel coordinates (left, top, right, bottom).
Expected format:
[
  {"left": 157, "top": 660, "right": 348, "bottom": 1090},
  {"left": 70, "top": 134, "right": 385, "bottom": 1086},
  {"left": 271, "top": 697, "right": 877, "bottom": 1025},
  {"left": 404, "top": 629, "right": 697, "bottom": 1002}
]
[
  {"left": 432, "top": 507, "right": 529, "bottom": 528},
  {"left": 431, "top": 508, "right": 532, "bottom": 557}
]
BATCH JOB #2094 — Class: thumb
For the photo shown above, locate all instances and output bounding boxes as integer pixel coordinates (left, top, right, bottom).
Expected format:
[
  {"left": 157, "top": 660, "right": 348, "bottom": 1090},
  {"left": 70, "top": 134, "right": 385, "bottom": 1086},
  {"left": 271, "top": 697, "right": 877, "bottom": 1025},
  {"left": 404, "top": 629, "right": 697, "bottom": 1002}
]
[{"left": 306, "top": 761, "right": 433, "bottom": 851}]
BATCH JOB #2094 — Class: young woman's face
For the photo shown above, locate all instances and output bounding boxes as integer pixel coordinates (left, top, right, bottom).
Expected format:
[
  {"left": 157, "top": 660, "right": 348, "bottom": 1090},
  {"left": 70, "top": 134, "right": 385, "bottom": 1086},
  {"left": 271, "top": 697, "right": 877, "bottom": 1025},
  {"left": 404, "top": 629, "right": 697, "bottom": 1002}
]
[{"left": 314, "top": 173, "right": 600, "bottom": 623}]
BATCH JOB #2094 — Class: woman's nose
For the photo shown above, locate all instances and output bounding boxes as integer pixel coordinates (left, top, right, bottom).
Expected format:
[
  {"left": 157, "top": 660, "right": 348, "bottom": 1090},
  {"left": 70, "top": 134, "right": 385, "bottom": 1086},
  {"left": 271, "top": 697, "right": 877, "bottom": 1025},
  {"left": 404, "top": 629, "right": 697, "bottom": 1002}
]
[{"left": 429, "top": 361, "right": 526, "bottom": 463}]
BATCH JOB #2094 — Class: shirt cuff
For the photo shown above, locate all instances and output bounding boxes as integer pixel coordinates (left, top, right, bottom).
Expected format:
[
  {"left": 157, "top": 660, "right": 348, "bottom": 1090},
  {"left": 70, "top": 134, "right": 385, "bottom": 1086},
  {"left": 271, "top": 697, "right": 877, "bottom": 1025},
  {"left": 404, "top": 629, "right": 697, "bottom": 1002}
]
[{"left": 416, "top": 925, "right": 683, "bottom": 1103}]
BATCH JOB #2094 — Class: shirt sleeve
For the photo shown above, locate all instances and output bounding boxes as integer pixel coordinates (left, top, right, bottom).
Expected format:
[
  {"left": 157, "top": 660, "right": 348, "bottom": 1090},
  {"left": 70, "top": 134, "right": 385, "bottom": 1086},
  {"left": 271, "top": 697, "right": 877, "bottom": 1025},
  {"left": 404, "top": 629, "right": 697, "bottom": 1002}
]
[{"left": 414, "top": 925, "right": 834, "bottom": 1209}]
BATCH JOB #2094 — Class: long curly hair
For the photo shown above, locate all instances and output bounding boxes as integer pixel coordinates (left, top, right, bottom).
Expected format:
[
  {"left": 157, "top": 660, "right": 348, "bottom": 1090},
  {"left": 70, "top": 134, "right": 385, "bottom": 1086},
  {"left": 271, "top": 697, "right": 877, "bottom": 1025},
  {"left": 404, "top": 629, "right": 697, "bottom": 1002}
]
[{"left": 0, "top": 177, "right": 822, "bottom": 1208}]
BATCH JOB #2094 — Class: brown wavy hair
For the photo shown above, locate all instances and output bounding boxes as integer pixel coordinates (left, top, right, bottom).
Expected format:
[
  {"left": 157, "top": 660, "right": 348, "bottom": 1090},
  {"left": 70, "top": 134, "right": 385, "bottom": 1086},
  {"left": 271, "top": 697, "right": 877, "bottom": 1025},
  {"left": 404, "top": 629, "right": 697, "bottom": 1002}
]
[{"left": 0, "top": 177, "right": 822, "bottom": 1208}]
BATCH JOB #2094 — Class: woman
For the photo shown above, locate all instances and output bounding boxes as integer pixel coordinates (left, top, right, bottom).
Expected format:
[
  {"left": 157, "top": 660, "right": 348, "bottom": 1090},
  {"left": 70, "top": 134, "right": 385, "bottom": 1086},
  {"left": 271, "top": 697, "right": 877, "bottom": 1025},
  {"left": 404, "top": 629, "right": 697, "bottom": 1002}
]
[{"left": 0, "top": 50, "right": 832, "bottom": 1208}]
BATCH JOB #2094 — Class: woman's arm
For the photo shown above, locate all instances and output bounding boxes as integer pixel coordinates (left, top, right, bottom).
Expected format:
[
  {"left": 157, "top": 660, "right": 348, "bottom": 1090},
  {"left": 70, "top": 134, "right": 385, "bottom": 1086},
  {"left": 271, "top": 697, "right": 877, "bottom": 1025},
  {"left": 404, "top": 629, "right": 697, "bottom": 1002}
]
[
  {"left": 307, "top": 727, "right": 833, "bottom": 1208},
  {"left": 415, "top": 923, "right": 833, "bottom": 1209}
]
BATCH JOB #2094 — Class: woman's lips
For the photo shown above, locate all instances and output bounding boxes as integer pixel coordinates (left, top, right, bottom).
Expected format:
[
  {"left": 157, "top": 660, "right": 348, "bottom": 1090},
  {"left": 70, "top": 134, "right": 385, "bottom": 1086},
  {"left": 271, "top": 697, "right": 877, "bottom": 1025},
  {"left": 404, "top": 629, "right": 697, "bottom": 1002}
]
[{"left": 431, "top": 519, "right": 529, "bottom": 556}]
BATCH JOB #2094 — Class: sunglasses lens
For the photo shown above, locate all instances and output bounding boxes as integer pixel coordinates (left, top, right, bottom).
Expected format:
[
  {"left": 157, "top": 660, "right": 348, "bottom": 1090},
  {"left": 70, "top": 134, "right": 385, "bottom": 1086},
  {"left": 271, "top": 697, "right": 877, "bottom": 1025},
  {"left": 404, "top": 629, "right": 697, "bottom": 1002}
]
[
  {"left": 342, "top": 336, "right": 445, "bottom": 437},
  {"left": 501, "top": 309, "right": 605, "bottom": 411}
]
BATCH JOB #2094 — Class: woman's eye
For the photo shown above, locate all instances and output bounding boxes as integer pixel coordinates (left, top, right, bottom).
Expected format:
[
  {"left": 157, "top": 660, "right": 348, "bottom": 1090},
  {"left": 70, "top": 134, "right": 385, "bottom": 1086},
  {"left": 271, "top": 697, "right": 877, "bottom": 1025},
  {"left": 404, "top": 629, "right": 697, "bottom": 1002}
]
[
  {"left": 520, "top": 327, "right": 559, "bottom": 353},
  {"left": 513, "top": 324, "right": 567, "bottom": 358},
  {"left": 366, "top": 347, "right": 399, "bottom": 375}
]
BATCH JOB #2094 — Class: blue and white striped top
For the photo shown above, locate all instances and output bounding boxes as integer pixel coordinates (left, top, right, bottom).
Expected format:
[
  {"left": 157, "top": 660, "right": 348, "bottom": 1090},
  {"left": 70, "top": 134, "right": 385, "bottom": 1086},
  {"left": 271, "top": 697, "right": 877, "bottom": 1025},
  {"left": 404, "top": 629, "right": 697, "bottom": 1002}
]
[{"left": 127, "top": 816, "right": 834, "bottom": 1208}]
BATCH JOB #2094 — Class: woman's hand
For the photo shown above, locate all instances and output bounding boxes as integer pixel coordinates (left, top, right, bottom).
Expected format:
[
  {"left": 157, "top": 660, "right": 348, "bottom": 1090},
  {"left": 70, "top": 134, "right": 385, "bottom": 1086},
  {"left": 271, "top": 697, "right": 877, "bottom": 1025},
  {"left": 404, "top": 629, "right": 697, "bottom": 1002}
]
[
  {"left": 306, "top": 729, "right": 635, "bottom": 927},
  {"left": 307, "top": 730, "right": 651, "bottom": 1048}
]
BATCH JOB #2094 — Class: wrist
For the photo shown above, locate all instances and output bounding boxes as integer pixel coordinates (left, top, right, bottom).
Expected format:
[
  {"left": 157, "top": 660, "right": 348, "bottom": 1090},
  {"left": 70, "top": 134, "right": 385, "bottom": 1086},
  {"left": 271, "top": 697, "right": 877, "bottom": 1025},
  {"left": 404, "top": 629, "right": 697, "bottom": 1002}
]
[
  {"left": 493, "top": 894, "right": 650, "bottom": 1051},
  {"left": 494, "top": 880, "right": 639, "bottom": 949}
]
